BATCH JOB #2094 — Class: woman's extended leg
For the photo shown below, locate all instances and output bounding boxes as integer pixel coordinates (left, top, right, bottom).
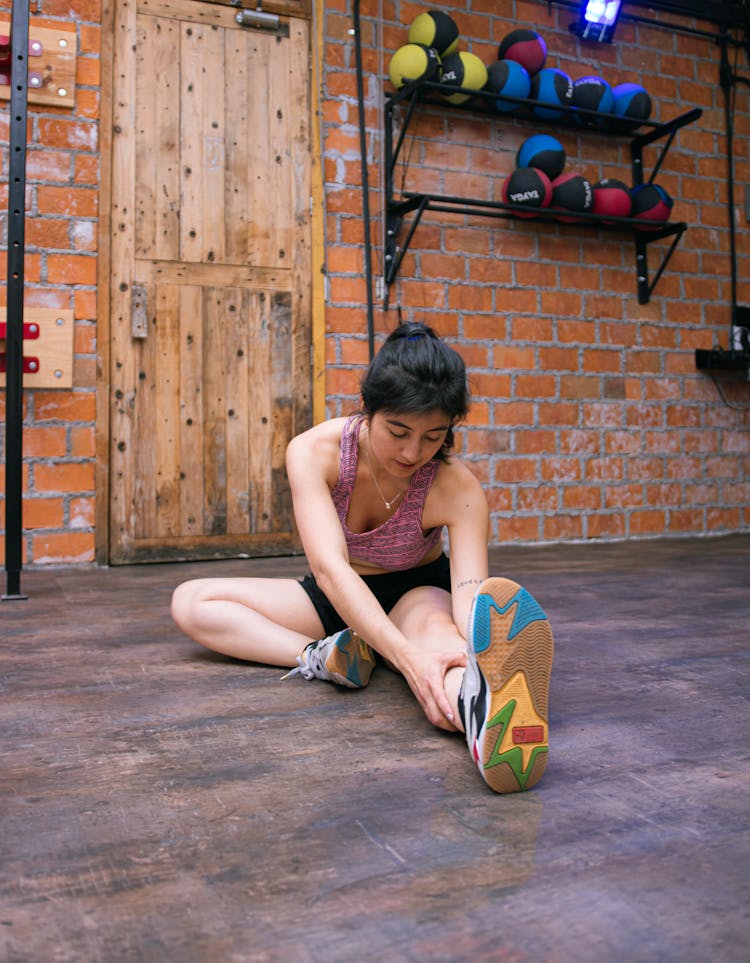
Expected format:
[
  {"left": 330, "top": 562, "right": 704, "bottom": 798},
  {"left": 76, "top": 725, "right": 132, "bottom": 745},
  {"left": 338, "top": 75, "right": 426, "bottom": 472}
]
[
  {"left": 392, "top": 579, "right": 554, "bottom": 795},
  {"left": 388, "top": 585, "right": 467, "bottom": 731},
  {"left": 170, "top": 577, "right": 325, "bottom": 665}
]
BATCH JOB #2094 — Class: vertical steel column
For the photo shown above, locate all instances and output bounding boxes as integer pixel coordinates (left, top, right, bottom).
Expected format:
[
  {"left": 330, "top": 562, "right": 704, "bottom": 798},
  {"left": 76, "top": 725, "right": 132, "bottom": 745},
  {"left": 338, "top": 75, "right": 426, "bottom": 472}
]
[{"left": 3, "top": 0, "right": 31, "bottom": 601}]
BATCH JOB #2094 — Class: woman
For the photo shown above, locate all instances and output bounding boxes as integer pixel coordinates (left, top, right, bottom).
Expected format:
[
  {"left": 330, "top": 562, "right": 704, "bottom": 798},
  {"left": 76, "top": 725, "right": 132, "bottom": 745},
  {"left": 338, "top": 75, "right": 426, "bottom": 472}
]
[{"left": 171, "top": 322, "right": 553, "bottom": 793}]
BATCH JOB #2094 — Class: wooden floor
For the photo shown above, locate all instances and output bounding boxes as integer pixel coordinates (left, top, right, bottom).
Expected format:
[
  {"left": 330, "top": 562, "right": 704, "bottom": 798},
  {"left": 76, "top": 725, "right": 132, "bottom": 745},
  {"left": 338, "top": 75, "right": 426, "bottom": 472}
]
[{"left": 2, "top": 535, "right": 749, "bottom": 963}]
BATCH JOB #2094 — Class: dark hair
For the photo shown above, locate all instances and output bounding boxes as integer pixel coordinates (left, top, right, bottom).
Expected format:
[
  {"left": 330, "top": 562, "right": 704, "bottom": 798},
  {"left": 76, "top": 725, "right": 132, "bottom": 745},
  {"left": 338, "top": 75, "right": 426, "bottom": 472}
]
[{"left": 360, "top": 322, "right": 470, "bottom": 459}]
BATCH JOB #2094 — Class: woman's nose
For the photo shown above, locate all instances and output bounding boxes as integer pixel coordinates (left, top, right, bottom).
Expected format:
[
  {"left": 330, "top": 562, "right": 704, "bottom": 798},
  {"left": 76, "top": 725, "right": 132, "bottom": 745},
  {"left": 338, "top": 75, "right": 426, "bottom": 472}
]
[{"left": 401, "top": 438, "right": 421, "bottom": 462}]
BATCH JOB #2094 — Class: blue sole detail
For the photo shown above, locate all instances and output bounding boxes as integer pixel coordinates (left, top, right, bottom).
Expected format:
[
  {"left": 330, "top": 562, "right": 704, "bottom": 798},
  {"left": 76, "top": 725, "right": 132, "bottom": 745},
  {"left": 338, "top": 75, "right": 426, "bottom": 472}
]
[{"left": 472, "top": 587, "right": 547, "bottom": 654}]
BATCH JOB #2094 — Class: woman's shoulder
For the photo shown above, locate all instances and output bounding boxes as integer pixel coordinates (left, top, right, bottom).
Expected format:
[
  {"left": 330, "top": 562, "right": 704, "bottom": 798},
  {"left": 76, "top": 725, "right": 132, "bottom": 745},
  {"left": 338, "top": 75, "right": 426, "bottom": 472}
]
[
  {"left": 289, "top": 416, "right": 349, "bottom": 448},
  {"left": 286, "top": 416, "right": 353, "bottom": 485},
  {"left": 426, "top": 454, "right": 487, "bottom": 519}
]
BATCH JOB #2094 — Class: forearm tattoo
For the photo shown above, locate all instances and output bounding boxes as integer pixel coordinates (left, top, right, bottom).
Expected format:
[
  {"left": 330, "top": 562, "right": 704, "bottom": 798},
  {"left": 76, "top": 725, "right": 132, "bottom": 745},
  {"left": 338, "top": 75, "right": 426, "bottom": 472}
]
[{"left": 456, "top": 577, "right": 484, "bottom": 590}]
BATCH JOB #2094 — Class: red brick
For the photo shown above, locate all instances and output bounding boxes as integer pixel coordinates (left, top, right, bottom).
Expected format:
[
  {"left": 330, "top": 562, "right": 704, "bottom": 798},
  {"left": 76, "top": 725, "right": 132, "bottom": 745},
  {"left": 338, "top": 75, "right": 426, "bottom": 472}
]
[
  {"left": 543, "top": 514, "right": 583, "bottom": 540},
  {"left": 34, "top": 392, "right": 96, "bottom": 422},
  {"left": 31, "top": 531, "right": 95, "bottom": 564},
  {"left": 23, "top": 498, "right": 65, "bottom": 530},
  {"left": 34, "top": 462, "right": 95, "bottom": 494},
  {"left": 587, "top": 514, "right": 626, "bottom": 539},
  {"left": 46, "top": 254, "right": 98, "bottom": 285},
  {"left": 562, "top": 485, "right": 601, "bottom": 511},
  {"left": 497, "top": 516, "right": 540, "bottom": 542}
]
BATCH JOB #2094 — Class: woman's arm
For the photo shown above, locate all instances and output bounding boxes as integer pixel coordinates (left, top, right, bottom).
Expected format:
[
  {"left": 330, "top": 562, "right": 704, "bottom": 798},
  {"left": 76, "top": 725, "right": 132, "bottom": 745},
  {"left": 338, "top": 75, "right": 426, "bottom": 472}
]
[
  {"left": 286, "top": 424, "right": 416, "bottom": 665},
  {"left": 443, "top": 465, "right": 490, "bottom": 639},
  {"left": 286, "top": 423, "right": 463, "bottom": 727}
]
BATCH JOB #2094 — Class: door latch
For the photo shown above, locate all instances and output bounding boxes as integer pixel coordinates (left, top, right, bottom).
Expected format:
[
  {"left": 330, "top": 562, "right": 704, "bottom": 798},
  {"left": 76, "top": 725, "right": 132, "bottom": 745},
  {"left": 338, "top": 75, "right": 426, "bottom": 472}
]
[{"left": 131, "top": 284, "right": 148, "bottom": 339}]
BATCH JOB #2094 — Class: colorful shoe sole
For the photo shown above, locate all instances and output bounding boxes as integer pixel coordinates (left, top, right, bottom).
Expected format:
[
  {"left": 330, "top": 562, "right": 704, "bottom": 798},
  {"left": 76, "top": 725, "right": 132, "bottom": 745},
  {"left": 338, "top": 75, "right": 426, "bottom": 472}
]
[
  {"left": 326, "top": 630, "right": 376, "bottom": 688},
  {"left": 464, "top": 578, "right": 553, "bottom": 793}
]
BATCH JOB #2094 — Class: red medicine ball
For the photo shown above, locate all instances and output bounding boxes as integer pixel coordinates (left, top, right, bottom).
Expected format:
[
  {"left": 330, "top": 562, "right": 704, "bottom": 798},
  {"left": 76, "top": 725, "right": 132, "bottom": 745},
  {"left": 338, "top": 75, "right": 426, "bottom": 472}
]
[
  {"left": 502, "top": 167, "right": 552, "bottom": 218},
  {"left": 592, "top": 178, "right": 632, "bottom": 223},
  {"left": 630, "top": 184, "right": 673, "bottom": 229},
  {"left": 498, "top": 29, "right": 547, "bottom": 77}
]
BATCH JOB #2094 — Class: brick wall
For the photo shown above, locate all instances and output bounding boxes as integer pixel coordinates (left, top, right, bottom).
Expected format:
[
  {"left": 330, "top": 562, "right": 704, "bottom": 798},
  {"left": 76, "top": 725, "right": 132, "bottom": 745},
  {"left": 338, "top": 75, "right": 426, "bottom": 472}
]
[
  {"left": 322, "top": 0, "right": 750, "bottom": 544},
  {"left": 0, "top": 0, "right": 748, "bottom": 566},
  {"left": 1, "top": 1, "right": 100, "bottom": 564}
]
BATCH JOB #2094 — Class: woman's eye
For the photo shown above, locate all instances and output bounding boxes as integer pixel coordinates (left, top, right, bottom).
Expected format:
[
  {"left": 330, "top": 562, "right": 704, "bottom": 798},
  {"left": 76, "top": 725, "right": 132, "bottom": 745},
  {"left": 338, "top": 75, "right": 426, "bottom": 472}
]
[{"left": 389, "top": 431, "right": 407, "bottom": 439}]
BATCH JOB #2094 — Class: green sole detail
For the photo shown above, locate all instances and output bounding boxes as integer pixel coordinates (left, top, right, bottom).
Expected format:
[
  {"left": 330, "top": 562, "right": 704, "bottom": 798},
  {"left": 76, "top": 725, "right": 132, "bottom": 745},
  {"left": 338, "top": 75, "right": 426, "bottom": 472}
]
[{"left": 484, "top": 700, "right": 547, "bottom": 790}]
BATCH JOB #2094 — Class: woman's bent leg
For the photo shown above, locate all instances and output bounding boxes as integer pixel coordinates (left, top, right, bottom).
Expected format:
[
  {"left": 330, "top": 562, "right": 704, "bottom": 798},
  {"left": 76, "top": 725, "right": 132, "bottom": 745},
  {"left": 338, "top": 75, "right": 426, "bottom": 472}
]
[{"left": 171, "top": 577, "right": 325, "bottom": 666}]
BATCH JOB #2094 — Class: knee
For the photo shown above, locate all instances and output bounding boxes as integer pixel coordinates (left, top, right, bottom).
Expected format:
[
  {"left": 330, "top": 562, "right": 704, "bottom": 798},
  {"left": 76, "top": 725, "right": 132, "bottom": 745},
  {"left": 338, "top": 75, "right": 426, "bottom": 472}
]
[{"left": 170, "top": 580, "right": 202, "bottom": 632}]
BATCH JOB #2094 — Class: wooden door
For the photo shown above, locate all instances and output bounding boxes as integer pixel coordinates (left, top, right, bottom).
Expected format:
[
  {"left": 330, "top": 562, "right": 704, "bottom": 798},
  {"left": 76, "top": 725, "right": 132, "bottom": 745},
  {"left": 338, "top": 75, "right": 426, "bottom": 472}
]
[{"left": 109, "top": 0, "right": 312, "bottom": 563}]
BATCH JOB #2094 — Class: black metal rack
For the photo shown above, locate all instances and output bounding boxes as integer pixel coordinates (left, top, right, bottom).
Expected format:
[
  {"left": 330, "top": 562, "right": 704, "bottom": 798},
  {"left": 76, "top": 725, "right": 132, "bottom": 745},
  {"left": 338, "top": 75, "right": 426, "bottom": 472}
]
[
  {"left": 384, "top": 80, "right": 701, "bottom": 308},
  {"left": 3, "top": 0, "right": 31, "bottom": 601}
]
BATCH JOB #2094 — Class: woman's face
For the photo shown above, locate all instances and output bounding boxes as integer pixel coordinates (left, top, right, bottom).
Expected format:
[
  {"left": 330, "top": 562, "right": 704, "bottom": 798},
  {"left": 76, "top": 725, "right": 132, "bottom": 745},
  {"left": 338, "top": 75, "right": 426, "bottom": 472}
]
[{"left": 366, "top": 409, "right": 451, "bottom": 477}]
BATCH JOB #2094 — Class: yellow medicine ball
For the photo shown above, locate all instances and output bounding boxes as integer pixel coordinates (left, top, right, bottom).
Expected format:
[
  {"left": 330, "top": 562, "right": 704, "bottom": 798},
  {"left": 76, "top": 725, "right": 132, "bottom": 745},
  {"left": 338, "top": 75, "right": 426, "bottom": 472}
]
[
  {"left": 388, "top": 43, "right": 441, "bottom": 89},
  {"left": 408, "top": 10, "right": 459, "bottom": 57},
  {"left": 439, "top": 51, "right": 488, "bottom": 104}
]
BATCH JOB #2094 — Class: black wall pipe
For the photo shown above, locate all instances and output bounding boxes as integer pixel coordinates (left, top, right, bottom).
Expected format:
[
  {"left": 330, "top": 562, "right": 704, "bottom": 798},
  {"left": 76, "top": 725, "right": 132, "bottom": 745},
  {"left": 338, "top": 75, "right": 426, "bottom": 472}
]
[{"left": 352, "top": 0, "right": 376, "bottom": 360}]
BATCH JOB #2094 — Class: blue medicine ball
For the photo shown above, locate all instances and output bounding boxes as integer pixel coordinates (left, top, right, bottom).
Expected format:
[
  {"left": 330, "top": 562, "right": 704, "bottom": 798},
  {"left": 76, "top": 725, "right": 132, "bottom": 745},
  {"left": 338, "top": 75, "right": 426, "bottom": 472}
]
[
  {"left": 612, "top": 83, "right": 653, "bottom": 131},
  {"left": 572, "top": 76, "right": 615, "bottom": 126},
  {"left": 485, "top": 59, "right": 531, "bottom": 113},
  {"left": 517, "top": 134, "right": 566, "bottom": 181},
  {"left": 529, "top": 67, "right": 573, "bottom": 120}
]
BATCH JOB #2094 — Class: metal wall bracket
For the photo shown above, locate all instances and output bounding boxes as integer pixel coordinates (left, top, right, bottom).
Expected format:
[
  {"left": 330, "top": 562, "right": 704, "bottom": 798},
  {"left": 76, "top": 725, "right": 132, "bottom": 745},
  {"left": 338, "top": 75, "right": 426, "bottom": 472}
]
[{"left": 383, "top": 82, "right": 702, "bottom": 307}]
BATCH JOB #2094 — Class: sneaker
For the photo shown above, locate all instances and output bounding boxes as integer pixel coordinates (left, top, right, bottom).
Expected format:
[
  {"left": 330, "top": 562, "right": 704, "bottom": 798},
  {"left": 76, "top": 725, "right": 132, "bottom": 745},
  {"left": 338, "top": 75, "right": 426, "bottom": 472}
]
[
  {"left": 282, "top": 628, "right": 376, "bottom": 688},
  {"left": 459, "top": 578, "right": 553, "bottom": 793}
]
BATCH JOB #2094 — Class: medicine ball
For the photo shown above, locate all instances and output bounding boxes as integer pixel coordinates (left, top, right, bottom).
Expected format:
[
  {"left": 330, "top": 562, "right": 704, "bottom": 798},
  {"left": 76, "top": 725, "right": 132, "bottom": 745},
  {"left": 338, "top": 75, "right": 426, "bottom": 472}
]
[
  {"left": 408, "top": 10, "right": 459, "bottom": 58},
  {"left": 485, "top": 59, "right": 531, "bottom": 113},
  {"left": 550, "top": 172, "right": 594, "bottom": 222},
  {"left": 502, "top": 166, "right": 552, "bottom": 218},
  {"left": 439, "top": 51, "right": 488, "bottom": 104},
  {"left": 517, "top": 134, "right": 566, "bottom": 181},
  {"left": 498, "top": 28, "right": 547, "bottom": 76},
  {"left": 572, "top": 76, "right": 614, "bottom": 126},
  {"left": 612, "top": 83, "right": 653, "bottom": 131},
  {"left": 592, "top": 178, "right": 632, "bottom": 222},
  {"left": 388, "top": 43, "right": 441, "bottom": 89},
  {"left": 529, "top": 67, "right": 574, "bottom": 120},
  {"left": 630, "top": 183, "right": 673, "bottom": 228}
]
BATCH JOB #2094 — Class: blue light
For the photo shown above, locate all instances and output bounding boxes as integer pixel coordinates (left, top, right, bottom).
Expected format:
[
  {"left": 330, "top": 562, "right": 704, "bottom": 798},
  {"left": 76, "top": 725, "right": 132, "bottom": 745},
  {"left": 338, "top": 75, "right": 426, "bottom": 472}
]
[
  {"left": 573, "top": 0, "right": 623, "bottom": 42},
  {"left": 584, "top": 1, "right": 621, "bottom": 28}
]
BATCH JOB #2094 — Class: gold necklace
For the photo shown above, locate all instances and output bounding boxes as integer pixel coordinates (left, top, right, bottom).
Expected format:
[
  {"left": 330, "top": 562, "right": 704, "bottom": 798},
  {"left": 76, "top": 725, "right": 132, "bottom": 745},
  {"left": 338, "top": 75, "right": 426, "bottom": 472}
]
[{"left": 364, "top": 436, "right": 406, "bottom": 511}]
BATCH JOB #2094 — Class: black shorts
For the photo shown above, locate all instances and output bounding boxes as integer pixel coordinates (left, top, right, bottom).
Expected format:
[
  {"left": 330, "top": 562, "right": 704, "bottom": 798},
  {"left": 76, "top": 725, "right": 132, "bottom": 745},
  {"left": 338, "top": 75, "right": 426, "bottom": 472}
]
[{"left": 298, "top": 553, "right": 451, "bottom": 637}]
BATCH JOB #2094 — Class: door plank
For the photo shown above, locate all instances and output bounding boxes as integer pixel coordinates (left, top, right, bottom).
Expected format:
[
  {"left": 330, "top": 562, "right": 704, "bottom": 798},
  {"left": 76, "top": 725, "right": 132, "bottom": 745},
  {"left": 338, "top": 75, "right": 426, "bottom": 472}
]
[
  {"left": 224, "top": 287, "right": 251, "bottom": 535},
  {"left": 154, "top": 284, "right": 182, "bottom": 537},
  {"left": 179, "top": 285, "right": 205, "bottom": 536},
  {"left": 179, "top": 20, "right": 205, "bottom": 263},
  {"left": 156, "top": 17, "right": 181, "bottom": 261},
  {"left": 224, "top": 29, "right": 249, "bottom": 265},
  {"left": 134, "top": 18, "right": 158, "bottom": 258},
  {"left": 245, "top": 32, "right": 272, "bottom": 267},
  {"left": 247, "top": 292, "right": 273, "bottom": 534},
  {"left": 270, "top": 291, "right": 294, "bottom": 532},
  {"left": 202, "top": 287, "right": 228, "bottom": 535},
  {"left": 110, "top": 0, "right": 139, "bottom": 559},
  {"left": 200, "top": 23, "right": 227, "bottom": 265}
]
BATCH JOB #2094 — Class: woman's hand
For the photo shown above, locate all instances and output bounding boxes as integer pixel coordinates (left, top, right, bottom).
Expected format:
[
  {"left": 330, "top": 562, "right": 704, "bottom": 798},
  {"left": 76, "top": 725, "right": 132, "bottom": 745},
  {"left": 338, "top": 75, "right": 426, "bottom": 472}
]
[{"left": 397, "top": 644, "right": 467, "bottom": 732}]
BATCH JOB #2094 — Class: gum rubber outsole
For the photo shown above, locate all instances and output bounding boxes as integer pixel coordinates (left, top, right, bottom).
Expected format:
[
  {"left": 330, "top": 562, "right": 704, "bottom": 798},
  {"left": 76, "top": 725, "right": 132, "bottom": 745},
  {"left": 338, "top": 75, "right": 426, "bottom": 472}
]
[{"left": 470, "top": 577, "right": 554, "bottom": 793}]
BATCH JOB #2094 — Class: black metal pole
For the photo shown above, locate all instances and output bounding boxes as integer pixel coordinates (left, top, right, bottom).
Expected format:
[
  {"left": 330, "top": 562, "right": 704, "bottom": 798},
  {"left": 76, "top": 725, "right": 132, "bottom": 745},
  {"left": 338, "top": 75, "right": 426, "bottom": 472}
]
[{"left": 3, "top": 0, "right": 30, "bottom": 601}]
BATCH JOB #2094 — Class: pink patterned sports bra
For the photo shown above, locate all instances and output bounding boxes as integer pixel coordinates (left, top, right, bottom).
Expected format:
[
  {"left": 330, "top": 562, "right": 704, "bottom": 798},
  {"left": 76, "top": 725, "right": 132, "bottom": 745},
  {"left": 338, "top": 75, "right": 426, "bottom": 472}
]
[{"left": 331, "top": 415, "right": 443, "bottom": 571}]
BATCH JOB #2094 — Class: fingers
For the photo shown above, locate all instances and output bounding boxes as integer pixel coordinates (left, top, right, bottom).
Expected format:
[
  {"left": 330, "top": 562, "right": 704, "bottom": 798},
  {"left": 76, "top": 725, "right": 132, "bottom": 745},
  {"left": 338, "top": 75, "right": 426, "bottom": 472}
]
[{"left": 423, "top": 660, "right": 461, "bottom": 730}]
